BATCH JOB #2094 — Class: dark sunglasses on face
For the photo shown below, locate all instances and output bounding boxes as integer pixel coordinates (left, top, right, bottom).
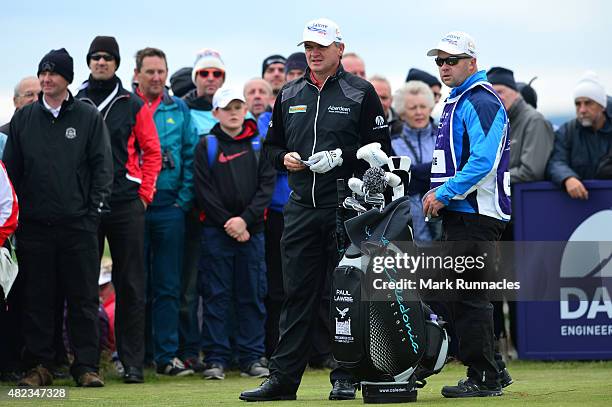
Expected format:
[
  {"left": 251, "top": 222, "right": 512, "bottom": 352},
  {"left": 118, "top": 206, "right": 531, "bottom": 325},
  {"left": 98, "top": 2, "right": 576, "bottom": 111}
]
[
  {"left": 435, "top": 55, "right": 472, "bottom": 67},
  {"left": 198, "top": 69, "right": 224, "bottom": 79},
  {"left": 91, "top": 54, "right": 115, "bottom": 62}
]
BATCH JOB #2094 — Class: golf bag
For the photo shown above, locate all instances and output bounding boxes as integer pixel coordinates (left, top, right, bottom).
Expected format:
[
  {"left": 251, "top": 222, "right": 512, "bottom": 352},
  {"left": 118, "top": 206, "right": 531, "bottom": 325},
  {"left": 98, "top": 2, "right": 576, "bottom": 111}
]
[{"left": 330, "top": 145, "right": 448, "bottom": 403}]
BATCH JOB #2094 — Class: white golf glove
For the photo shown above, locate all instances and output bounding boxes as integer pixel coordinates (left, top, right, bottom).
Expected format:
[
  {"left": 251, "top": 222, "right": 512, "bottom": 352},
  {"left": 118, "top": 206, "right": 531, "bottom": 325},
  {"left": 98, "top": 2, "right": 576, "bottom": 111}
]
[{"left": 308, "top": 149, "right": 343, "bottom": 173}]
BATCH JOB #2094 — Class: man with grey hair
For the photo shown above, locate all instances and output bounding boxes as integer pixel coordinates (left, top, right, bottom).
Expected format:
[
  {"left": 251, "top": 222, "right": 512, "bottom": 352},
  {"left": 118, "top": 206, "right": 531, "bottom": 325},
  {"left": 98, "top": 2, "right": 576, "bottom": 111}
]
[
  {"left": 546, "top": 71, "right": 612, "bottom": 199},
  {"left": 0, "top": 77, "right": 41, "bottom": 155},
  {"left": 342, "top": 52, "right": 366, "bottom": 78},
  {"left": 487, "top": 67, "right": 554, "bottom": 356},
  {"left": 487, "top": 67, "right": 554, "bottom": 183},
  {"left": 244, "top": 78, "right": 273, "bottom": 120},
  {"left": 370, "top": 74, "right": 403, "bottom": 141}
]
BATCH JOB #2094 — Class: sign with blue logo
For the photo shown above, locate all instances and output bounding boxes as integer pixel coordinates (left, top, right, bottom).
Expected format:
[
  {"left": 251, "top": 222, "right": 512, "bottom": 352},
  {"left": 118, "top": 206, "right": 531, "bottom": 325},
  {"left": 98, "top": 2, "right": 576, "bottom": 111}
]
[{"left": 514, "top": 181, "right": 612, "bottom": 360}]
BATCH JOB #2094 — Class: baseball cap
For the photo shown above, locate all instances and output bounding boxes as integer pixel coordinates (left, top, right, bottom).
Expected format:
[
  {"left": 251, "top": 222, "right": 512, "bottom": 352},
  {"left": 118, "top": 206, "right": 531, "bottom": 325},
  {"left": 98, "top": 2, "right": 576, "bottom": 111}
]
[
  {"left": 297, "top": 18, "right": 343, "bottom": 47},
  {"left": 212, "top": 86, "right": 246, "bottom": 110},
  {"left": 426, "top": 31, "right": 477, "bottom": 58}
]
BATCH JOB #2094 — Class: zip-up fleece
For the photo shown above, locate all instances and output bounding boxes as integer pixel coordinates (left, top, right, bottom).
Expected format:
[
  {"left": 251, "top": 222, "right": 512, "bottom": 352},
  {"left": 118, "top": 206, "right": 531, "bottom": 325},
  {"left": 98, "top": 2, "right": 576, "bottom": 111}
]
[
  {"left": 184, "top": 89, "right": 218, "bottom": 137},
  {"left": 264, "top": 65, "right": 391, "bottom": 208},
  {"left": 77, "top": 78, "right": 162, "bottom": 205},
  {"left": 194, "top": 119, "right": 275, "bottom": 233},
  {"left": 4, "top": 92, "right": 113, "bottom": 227},
  {"left": 137, "top": 89, "right": 198, "bottom": 211}
]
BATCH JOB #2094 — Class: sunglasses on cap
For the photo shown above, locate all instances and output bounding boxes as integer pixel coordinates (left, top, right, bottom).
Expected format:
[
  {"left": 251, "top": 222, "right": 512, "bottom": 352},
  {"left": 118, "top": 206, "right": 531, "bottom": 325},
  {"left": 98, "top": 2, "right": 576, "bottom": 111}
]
[
  {"left": 198, "top": 69, "right": 224, "bottom": 79},
  {"left": 435, "top": 55, "right": 472, "bottom": 67},
  {"left": 90, "top": 53, "right": 115, "bottom": 62}
]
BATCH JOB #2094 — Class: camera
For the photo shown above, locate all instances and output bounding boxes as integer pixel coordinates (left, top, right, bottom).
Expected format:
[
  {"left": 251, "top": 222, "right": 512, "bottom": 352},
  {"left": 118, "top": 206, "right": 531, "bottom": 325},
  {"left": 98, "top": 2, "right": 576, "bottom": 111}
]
[{"left": 161, "top": 149, "right": 175, "bottom": 170}]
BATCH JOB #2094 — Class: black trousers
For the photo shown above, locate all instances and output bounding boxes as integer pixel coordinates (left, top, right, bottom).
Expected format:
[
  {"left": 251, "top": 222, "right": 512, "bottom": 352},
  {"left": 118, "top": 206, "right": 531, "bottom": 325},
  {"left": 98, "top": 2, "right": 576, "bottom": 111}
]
[
  {"left": 494, "top": 220, "right": 517, "bottom": 350},
  {"left": 264, "top": 208, "right": 334, "bottom": 364},
  {"left": 99, "top": 198, "right": 146, "bottom": 368},
  {"left": 264, "top": 209, "right": 284, "bottom": 359},
  {"left": 268, "top": 201, "right": 339, "bottom": 390},
  {"left": 441, "top": 211, "right": 506, "bottom": 386},
  {"left": 17, "top": 219, "right": 100, "bottom": 379}
]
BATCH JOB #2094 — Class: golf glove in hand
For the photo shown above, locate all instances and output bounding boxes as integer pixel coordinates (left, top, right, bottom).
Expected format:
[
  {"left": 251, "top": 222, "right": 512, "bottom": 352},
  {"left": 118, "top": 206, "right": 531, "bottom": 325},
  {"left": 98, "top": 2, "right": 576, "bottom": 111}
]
[{"left": 308, "top": 149, "right": 343, "bottom": 173}]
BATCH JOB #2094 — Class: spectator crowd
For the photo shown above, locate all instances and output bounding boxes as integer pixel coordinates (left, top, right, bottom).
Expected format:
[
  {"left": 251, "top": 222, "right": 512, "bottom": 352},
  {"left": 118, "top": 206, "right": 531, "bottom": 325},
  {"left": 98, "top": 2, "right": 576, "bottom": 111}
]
[{"left": 0, "top": 25, "right": 611, "bottom": 390}]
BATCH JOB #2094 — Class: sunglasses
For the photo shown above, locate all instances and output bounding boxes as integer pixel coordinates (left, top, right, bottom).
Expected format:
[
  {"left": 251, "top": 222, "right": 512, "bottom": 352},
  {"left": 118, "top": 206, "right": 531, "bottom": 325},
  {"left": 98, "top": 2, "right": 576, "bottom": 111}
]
[
  {"left": 198, "top": 69, "right": 224, "bottom": 79},
  {"left": 435, "top": 56, "right": 472, "bottom": 67},
  {"left": 90, "top": 54, "right": 115, "bottom": 62}
]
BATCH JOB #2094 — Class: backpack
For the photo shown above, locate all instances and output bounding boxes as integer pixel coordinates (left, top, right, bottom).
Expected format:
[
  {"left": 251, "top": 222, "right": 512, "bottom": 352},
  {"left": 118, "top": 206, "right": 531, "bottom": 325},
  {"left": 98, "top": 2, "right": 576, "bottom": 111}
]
[{"left": 204, "top": 133, "right": 263, "bottom": 168}]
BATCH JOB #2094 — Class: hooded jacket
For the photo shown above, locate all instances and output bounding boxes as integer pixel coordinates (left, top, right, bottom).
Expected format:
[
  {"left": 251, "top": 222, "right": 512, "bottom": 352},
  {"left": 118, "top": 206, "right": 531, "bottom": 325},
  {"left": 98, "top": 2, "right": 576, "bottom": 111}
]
[
  {"left": 136, "top": 88, "right": 198, "bottom": 210},
  {"left": 546, "top": 111, "right": 612, "bottom": 185},
  {"left": 194, "top": 119, "right": 275, "bottom": 233},
  {"left": 76, "top": 77, "right": 161, "bottom": 205}
]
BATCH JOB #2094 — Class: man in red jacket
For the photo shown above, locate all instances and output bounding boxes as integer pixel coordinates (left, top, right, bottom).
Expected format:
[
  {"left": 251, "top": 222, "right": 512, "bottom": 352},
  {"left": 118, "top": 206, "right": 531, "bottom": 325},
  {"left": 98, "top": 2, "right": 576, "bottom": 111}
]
[
  {"left": 0, "top": 162, "right": 18, "bottom": 249},
  {"left": 76, "top": 35, "right": 162, "bottom": 384}
]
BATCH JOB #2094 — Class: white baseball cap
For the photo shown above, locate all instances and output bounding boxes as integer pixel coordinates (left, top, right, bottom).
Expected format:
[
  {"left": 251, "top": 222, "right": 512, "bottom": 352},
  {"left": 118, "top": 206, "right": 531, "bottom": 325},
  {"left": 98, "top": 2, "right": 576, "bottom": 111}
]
[
  {"left": 212, "top": 86, "right": 246, "bottom": 110},
  {"left": 297, "top": 18, "right": 343, "bottom": 47},
  {"left": 427, "top": 31, "right": 477, "bottom": 58}
]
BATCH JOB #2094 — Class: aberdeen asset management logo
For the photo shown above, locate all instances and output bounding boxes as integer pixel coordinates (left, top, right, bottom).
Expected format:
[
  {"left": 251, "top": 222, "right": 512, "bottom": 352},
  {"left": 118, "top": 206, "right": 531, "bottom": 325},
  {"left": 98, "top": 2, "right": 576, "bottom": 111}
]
[
  {"left": 328, "top": 105, "right": 350, "bottom": 115},
  {"left": 373, "top": 115, "right": 388, "bottom": 130}
]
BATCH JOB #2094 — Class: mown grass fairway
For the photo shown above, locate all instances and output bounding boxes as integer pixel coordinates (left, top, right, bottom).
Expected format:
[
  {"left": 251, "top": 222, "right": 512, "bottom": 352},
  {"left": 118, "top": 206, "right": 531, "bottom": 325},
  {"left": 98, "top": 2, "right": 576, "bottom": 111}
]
[{"left": 1, "top": 360, "right": 612, "bottom": 406}]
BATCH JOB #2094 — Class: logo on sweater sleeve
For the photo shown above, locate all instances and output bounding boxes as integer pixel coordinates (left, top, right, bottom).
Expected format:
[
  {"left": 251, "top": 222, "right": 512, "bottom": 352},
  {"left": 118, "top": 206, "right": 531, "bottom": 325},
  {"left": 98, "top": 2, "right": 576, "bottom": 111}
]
[{"left": 372, "top": 115, "right": 388, "bottom": 130}]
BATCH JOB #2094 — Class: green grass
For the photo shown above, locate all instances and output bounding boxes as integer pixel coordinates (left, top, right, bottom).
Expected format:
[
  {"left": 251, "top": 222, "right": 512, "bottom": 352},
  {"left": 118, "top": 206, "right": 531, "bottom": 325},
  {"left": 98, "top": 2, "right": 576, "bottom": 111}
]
[{"left": 1, "top": 361, "right": 612, "bottom": 406}]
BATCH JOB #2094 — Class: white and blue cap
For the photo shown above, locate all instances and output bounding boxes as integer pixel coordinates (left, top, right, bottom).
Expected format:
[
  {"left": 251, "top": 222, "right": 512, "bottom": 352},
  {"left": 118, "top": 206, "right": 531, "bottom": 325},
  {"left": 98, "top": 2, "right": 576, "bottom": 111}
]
[
  {"left": 298, "top": 18, "right": 343, "bottom": 47},
  {"left": 427, "top": 31, "right": 477, "bottom": 58},
  {"left": 212, "top": 86, "right": 246, "bottom": 110}
]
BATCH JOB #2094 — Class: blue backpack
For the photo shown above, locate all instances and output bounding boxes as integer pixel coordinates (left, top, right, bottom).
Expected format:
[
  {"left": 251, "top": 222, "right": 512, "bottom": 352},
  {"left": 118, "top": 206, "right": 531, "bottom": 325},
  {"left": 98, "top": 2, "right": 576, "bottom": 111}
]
[{"left": 204, "top": 133, "right": 263, "bottom": 168}]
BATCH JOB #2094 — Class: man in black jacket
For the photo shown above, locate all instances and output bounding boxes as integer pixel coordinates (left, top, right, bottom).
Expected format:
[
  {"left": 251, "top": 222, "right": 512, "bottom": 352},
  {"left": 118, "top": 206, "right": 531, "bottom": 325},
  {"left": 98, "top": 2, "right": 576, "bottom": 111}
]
[
  {"left": 4, "top": 48, "right": 113, "bottom": 387},
  {"left": 76, "top": 36, "right": 161, "bottom": 384},
  {"left": 240, "top": 18, "right": 391, "bottom": 402}
]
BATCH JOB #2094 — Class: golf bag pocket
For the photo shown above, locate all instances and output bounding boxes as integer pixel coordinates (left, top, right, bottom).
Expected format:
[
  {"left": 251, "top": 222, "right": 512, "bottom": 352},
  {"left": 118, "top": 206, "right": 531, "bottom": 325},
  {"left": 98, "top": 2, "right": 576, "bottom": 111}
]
[
  {"left": 415, "top": 320, "right": 448, "bottom": 380},
  {"left": 331, "top": 265, "right": 365, "bottom": 367}
]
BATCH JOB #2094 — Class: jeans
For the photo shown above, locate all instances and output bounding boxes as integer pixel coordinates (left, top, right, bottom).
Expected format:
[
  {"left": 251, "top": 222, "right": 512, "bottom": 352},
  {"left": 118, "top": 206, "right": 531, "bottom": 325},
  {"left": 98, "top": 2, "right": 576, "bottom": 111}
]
[{"left": 144, "top": 204, "right": 185, "bottom": 365}]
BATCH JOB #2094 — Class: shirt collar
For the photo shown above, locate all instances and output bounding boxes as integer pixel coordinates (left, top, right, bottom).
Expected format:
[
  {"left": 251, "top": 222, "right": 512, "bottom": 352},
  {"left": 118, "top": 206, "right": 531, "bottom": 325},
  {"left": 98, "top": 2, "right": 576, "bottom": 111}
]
[{"left": 42, "top": 92, "right": 69, "bottom": 118}]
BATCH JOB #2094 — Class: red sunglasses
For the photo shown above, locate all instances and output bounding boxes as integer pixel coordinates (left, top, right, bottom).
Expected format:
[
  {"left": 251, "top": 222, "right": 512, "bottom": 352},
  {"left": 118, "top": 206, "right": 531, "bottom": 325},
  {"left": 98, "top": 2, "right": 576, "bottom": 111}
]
[{"left": 198, "top": 69, "right": 224, "bottom": 79}]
